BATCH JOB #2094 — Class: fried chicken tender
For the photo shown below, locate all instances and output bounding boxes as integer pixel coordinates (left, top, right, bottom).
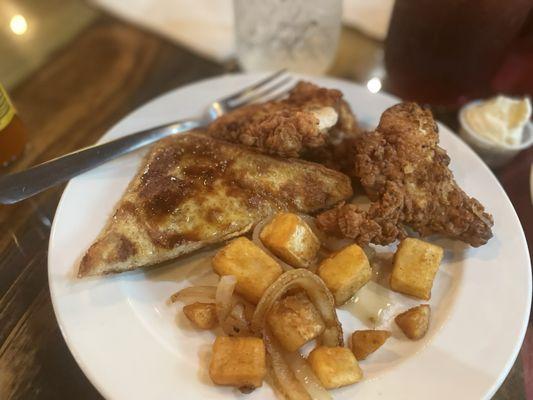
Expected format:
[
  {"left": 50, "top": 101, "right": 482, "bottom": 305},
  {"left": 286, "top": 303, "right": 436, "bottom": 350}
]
[
  {"left": 317, "top": 103, "right": 493, "bottom": 247},
  {"left": 207, "top": 81, "right": 360, "bottom": 157}
]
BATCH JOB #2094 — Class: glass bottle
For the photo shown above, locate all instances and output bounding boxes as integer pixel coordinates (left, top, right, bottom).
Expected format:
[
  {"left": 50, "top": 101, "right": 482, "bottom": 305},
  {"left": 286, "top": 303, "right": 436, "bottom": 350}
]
[{"left": 0, "top": 84, "right": 27, "bottom": 167}]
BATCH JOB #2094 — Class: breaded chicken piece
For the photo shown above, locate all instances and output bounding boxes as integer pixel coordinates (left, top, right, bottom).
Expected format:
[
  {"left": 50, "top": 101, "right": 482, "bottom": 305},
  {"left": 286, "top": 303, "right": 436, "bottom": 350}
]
[
  {"left": 302, "top": 134, "right": 360, "bottom": 173},
  {"left": 207, "top": 81, "right": 360, "bottom": 157},
  {"left": 317, "top": 103, "right": 493, "bottom": 247}
]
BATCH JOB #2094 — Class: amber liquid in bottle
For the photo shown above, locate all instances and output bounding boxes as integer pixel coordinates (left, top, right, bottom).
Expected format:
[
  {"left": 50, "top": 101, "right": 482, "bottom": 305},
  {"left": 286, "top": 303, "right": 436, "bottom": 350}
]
[{"left": 0, "top": 85, "right": 27, "bottom": 167}]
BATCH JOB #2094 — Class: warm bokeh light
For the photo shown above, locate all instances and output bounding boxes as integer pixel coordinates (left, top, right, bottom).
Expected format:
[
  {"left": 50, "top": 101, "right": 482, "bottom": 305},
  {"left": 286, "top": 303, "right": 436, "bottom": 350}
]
[
  {"left": 366, "top": 77, "right": 382, "bottom": 94},
  {"left": 10, "top": 14, "right": 28, "bottom": 35}
]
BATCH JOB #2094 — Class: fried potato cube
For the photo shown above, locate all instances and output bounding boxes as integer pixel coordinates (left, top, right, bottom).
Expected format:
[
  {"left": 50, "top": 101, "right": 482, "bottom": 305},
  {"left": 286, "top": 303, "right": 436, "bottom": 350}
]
[
  {"left": 395, "top": 304, "right": 430, "bottom": 340},
  {"left": 209, "top": 337, "right": 266, "bottom": 389},
  {"left": 308, "top": 346, "right": 363, "bottom": 389},
  {"left": 267, "top": 293, "right": 325, "bottom": 352},
  {"left": 317, "top": 244, "right": 372, "bottom": 305},
  {"left": 183, "top": 302, "right": 217, "bottom": 330},
  {"left": 390, "top": 238, "right": 444, "bottom": 300},
  {"left": 351, "top": 330, "right": 391, "bottom": 360},
  {"left": 259, "top": 213, "right": 320, "bottom": 268},
  {"left": 212, "top": 237, "right": 282, "bottom": 304}
]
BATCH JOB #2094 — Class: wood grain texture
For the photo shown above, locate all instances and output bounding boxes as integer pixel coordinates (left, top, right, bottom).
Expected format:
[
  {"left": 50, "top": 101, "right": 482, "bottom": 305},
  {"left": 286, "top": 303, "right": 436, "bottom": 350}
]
[
  {"left": 0, "top": 15, "right": 530, "bottom": 400},
  {"left": 0, "top": 15, "right": 223, "bottom": 400}
]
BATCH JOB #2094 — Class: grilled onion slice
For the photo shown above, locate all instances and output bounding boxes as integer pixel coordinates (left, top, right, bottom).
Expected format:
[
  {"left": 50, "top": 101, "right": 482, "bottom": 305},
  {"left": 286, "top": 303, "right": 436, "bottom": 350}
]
[{"left": 252, "top": 269, "right": 343, "bottom": 347}]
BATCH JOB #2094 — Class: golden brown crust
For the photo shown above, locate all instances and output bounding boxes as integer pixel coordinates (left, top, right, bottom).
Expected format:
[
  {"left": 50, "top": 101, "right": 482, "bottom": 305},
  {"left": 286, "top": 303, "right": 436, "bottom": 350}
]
[
  {"left": 317, "top": 103, "right": 493, "bottom": 247},
  {"left": 207, "top": 81, "right": 360, "bottom": 157},
  {"left": 78, "top": 131, "right": 353, "bottom": 277}
]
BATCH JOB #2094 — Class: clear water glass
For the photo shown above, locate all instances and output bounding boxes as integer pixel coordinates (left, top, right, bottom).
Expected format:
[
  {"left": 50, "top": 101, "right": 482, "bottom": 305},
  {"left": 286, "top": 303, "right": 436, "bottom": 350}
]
[{"left": 233, "top": 0, "right": 342, "bottom": 74}]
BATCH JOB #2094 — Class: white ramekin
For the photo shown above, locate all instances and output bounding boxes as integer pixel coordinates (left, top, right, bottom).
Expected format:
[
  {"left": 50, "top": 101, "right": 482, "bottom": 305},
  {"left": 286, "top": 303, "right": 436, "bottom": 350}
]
[{"left": 458, "top": 100, "right": 533, "bottom": 168}]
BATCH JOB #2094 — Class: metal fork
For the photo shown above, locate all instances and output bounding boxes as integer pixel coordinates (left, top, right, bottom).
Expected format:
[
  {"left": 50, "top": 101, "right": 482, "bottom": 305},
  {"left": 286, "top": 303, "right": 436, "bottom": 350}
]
[{"left": 0, "top": 70, "right": 294, "bottom": 204}]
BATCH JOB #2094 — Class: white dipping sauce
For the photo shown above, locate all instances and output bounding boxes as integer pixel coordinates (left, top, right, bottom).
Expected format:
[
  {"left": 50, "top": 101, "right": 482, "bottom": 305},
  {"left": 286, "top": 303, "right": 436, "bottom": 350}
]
[{"left": 463, "top": 96, "right": 531, "bottom": 146}]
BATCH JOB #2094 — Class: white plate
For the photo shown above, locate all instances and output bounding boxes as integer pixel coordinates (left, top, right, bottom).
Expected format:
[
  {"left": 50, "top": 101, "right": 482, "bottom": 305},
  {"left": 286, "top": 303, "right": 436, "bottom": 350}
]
[{"left": 48, "top": 73, "right": 532, "bottom": 400}]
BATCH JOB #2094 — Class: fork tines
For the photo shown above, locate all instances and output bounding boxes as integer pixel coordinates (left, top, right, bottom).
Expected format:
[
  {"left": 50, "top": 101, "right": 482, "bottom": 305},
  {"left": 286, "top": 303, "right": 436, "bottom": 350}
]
[{"left": 227, "top": 70, "right": 296, "bottom": 108}]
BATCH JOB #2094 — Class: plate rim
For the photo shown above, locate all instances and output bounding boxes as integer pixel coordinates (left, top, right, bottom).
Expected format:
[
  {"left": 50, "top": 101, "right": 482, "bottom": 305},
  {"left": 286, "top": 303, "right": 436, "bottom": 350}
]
[{"left": 48, "top": 72, "right": 532, "bottom": 400}]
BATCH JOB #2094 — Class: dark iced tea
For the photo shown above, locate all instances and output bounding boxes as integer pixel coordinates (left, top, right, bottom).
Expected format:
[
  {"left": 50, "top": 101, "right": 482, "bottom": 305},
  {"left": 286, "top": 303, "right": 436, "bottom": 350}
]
[{"left": 385, "top": 0, "right": 533, "bottom": 107}]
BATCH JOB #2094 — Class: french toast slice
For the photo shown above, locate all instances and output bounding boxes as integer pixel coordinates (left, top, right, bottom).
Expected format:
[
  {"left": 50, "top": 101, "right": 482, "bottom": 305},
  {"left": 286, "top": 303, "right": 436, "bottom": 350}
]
[{"left": 78, "top": 131, "right": 352, "bottom": 277}]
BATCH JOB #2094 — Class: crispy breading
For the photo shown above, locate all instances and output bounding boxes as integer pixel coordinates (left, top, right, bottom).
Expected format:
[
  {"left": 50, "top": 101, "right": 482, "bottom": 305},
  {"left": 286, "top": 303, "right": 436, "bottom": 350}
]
[
  {"left": 207, "top": 81, "right": 360, "bottom": 157},
  {"left": 317, "top": 103, "right": 493, "bottom": 247},
  {"left": 302, "top": 133, "right": 361, "bottom": 172}
]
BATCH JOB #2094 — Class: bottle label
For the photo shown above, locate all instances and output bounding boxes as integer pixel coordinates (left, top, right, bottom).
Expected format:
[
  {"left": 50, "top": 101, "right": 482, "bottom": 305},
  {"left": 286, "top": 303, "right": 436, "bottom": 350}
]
[{"left": 0, "top": 85, "right": 15, "bottom": 131}]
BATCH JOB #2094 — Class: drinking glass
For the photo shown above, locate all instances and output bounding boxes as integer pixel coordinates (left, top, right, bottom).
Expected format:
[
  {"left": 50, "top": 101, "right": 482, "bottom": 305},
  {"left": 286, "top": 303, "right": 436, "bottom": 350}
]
[
  {"left": 233, "top": 0, "right": 342, "bottom": 74},
  {"left": 385, "top": 0, "right": 533, "bottom": 107}
]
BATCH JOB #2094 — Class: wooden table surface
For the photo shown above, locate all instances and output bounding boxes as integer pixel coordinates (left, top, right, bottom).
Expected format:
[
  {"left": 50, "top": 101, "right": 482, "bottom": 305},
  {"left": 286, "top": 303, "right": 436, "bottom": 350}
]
[{"left": 0, "top": 14, "right": 531, "bottom": 400}]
